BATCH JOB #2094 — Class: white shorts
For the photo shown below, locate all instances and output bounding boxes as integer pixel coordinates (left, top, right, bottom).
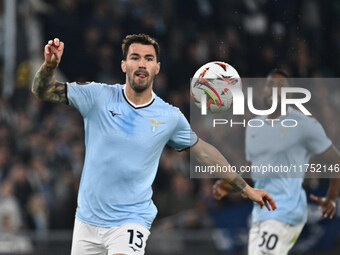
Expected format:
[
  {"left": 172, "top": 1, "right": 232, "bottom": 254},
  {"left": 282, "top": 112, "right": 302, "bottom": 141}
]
[
  {"left": 71, "top": 218, "right": 150, "bottom": 255},
  {"left": 248, "top": 219, "right": 304, "bottom": 255}
]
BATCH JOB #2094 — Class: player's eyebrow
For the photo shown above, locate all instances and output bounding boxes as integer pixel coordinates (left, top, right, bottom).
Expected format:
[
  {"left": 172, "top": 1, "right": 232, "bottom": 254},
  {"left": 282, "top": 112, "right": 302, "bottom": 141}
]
[
  {"left": 129, "top": 53, "right": 155, "bottom": 59},
  {"left": 129, "top": 53, "right": 140, "bottom": 57},
  {"left": 144, "top": 54, "right": 155, "bottom": 59}
]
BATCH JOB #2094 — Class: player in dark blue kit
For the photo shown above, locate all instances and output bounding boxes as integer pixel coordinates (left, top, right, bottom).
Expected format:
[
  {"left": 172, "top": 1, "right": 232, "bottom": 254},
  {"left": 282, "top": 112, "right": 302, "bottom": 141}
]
[{"left": 32, "top": 34, "right": 276, "bottom": 255}]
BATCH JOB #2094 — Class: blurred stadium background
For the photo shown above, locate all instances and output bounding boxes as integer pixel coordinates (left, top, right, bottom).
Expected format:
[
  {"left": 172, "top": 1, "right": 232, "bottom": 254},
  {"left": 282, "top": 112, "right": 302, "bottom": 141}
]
[{"left": 0, "top": 0, "right": 340, "bottom": 254}]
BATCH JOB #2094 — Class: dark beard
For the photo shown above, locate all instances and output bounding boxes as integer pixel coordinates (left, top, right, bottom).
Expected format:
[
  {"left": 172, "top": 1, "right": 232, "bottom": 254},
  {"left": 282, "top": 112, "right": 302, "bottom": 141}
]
[
  {"left": 127, "top": 70, "right": 152, "bottom": 93},
  {"left": 130, "top": 79, "right": 151, "bottom": 92},
  {"left": 126, "top": 75, "right": 151, "bottom": 93}
]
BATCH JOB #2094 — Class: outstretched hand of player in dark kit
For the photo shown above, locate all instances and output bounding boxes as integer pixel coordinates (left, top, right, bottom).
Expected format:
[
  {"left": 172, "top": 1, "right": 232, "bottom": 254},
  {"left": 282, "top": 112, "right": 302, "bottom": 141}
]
[
  {"left": 310, "top": 194, "right": 336, "bottom": 219},
  {"left": 213, "top": 180, "right": 235, "bottom": 199},
  {"left": 213, "top": 180, "right": 277, "bottom": 211},
  {"left": 44, "top": 38, "right": 64, "bottom": 69}
]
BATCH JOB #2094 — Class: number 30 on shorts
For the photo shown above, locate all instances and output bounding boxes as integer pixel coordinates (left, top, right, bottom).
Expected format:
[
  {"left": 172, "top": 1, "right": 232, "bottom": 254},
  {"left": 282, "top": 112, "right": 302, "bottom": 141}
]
[
  {"left": 259, "top": 231, "right": 279, "bottom": 250},
  {"left": 127, "top": 229, "right": 144, "bottom": 249}
]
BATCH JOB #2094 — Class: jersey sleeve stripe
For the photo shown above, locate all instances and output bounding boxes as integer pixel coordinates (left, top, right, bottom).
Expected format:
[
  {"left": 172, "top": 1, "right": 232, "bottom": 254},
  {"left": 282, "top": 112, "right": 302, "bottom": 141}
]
[{"left": 177, "top": 136, "right": 199, "bottom": 152}]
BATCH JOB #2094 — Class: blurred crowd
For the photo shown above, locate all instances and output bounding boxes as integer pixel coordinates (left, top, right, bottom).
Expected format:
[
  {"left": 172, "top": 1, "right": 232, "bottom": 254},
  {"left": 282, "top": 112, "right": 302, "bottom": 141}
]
[{"left": 0, "top": 0, "right": 340, "bottom": 239}]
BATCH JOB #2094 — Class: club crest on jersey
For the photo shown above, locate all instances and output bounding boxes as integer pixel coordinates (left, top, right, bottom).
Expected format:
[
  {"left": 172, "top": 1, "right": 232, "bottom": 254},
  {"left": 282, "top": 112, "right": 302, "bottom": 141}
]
[{"left": 147, "top": 118, "right": 164, "bottom": 133}]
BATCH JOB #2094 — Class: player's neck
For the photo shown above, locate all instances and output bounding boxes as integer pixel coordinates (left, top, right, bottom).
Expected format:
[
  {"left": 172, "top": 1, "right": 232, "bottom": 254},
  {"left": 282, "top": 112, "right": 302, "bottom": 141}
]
[{"left": 124, "top": 84, "right": 154, "bottom": 106}]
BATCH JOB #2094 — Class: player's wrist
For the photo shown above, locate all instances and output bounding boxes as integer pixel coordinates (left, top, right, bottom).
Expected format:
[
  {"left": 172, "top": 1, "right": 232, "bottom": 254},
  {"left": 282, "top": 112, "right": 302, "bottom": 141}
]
[
  {"left": 43, "top": 61, "right": 58, "bottom": 70},
  {"left": 228, "top": 175, "right": 247, "bottom": 192},
  {"left": 239, "top": 183, "right": 250, "bottom": 195},
  {"left": 325, "top": 197, "right": 337, "bottom": 208},
  {"left": 326, "top": 195, "right": 338, "bottom": 203},
  {"left": 326, "top": 191, "right": 339, "bottom": 202}
]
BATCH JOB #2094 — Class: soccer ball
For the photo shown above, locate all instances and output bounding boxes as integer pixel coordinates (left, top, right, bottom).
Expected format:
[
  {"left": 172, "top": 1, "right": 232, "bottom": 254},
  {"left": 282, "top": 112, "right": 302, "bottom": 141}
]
[{"left": 191, "top": 61, "right": 241, "bottom": 113}]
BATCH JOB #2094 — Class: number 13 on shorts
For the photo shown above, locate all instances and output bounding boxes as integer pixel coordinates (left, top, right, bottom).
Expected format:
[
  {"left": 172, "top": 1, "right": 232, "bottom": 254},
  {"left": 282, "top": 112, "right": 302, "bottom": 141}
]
[
  {"left": 127, "top": 229, "right": 145, "bottom": 250},
  {"left": 108, "top": 223, "right": 150, "bottom": 255}
]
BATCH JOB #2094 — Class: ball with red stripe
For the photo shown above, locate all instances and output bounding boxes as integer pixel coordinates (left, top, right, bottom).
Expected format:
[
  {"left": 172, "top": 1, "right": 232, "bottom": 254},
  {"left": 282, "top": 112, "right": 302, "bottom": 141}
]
[{"left": 191, "top": 61, "right": 241, "bottom": 113}]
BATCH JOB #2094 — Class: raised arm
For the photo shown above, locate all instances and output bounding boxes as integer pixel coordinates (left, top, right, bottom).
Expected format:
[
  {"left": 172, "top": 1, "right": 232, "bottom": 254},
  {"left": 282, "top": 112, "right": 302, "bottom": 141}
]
[
  {"left": 191, "top": 139, "right": 276, "bottom": 211},
  {"left": 32, "top": 38, "right": 67, "bottom": 104}
]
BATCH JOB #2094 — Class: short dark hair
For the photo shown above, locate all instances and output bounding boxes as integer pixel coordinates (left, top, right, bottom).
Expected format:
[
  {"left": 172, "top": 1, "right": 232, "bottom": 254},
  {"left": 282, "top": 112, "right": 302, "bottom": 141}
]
[
  {"left": 268, "top": 69, "right": 289, "bottom": 78},
  {"left": 122, "top": 34, "right": 160, "bottom": 62}
]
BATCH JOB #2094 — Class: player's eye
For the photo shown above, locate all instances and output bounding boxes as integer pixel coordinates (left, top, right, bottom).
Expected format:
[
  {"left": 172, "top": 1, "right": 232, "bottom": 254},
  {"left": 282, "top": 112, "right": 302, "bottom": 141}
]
[
  {"left": 130, "top": 55, "right": 139, "bottom": 60},
  {"left": 147, "top": 57, "right": 153, "bottom": 61}
]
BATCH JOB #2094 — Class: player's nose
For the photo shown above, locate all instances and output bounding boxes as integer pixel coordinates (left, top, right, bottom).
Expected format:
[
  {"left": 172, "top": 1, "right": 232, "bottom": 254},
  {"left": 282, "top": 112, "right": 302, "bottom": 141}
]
[{"left": 138, "top": 58, "right": 147, "bottom": 68}]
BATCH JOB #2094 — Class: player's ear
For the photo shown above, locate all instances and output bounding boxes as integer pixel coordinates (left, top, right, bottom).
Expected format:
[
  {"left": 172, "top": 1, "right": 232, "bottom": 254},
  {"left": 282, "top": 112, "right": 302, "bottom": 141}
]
[
  {"left": 155, "top": 62, "right": 160, "bottom": 75},
  {"left": 121, "top": 60, "right": 126, "bottom": 73}
]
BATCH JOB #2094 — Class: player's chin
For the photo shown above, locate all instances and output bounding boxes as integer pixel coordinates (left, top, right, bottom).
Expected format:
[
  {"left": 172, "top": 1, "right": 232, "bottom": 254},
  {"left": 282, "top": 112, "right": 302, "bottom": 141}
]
[{"left": 132, "top": 81, "right": 150, "bottom": 92}]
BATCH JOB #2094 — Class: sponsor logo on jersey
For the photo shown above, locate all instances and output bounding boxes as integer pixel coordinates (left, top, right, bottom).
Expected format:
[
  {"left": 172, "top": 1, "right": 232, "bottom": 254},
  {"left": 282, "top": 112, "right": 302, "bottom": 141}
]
[{"left": 109, "top": 110, "right": 121, "bottom": 117}]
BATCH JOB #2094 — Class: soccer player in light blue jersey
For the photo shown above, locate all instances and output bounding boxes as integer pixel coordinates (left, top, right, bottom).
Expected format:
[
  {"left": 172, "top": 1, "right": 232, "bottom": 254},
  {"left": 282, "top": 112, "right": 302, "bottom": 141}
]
[
  {"left": 213, "top": 70, "right": 340, "bottom": 255},
  {"left": 32, "top": 34, "right": 276, "bottom": 255}
]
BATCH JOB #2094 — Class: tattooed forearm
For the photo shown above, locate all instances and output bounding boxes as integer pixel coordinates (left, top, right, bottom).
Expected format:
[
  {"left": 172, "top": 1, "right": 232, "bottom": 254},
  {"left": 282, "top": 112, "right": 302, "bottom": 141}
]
[
  {"left": 32, "top": 63, "right": 67, "bottom": 104},
  {"left": 192, "top": 139, "right": 248, "bottom": 193},
  {"left": 228, "top": 175, "right": 247, "bottom": 192}
]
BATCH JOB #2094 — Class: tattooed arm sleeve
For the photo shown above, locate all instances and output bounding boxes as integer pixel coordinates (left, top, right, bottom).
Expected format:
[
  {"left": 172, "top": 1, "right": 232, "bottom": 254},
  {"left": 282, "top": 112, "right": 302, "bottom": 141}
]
[{"left": 32, "top": 63, "right": 68, "bottom": 104}]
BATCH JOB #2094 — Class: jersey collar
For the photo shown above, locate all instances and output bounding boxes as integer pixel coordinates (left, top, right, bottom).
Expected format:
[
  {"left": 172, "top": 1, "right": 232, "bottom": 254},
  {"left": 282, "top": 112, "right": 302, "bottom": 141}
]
[{"left": 122, "top": 84, "right": 155, "bottom": 109}]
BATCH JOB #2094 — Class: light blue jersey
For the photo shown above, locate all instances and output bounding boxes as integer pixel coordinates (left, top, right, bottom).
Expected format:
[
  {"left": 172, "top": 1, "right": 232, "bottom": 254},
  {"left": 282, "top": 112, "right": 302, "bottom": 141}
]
[
  {"left": 245, "top": 107, "right": 331, "bottom": 225},
  {"left": 66, "top": 82, "right": 198, "bottom": 229}
]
